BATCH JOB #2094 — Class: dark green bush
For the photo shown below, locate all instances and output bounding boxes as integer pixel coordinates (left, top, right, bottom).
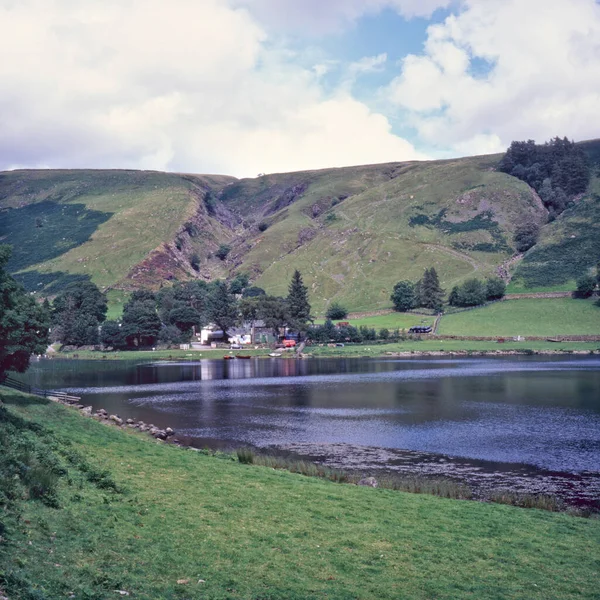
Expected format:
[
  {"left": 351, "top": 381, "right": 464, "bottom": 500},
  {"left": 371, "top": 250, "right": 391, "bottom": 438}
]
[
  {"left": 215, "top": 244, "right": 231, "bottom": 260},
  {"left": 325, "top": 302, "right": 348, "bottom": 320}
]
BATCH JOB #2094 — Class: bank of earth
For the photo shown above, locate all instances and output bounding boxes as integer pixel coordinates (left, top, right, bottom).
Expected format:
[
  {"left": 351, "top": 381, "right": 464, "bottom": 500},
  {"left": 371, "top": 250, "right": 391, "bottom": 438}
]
[{"left": 1, "top": 389, "right": 599, "bottom": 600}]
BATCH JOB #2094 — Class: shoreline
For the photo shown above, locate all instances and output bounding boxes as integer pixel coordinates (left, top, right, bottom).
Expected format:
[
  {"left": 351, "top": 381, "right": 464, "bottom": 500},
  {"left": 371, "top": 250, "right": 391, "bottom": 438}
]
[
  {"left": 37, "top": 389, "right": 600, "bottom": 514},
  {"left": 44, "top": 341, "right": 600, "bottom": 362}
]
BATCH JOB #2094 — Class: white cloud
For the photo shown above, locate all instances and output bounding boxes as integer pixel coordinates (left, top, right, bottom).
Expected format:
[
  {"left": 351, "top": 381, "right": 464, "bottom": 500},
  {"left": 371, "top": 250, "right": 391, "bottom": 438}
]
[
  {"left": 0, "top": 0, "right": 423, "bottom": 177},
  {"left": 235, "top": 0, "right": 451, "bottom": 34},
  {"left": 386, "top": 0, "right": 600, "bottom": 154}
]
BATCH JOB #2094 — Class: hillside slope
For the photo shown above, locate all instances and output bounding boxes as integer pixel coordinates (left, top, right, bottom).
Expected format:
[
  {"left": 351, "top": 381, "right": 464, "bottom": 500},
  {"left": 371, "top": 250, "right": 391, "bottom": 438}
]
[
  {"left": 3, "top": 143, "right": 598, "bottom": 311},
  {"left": 220, "top": 155, "right": 545, "bottom": 311},
  {"left": 510, "top": 158, "right": 600, "bottom": 292},
  {"left": 0, "top": 169, "right": 235, "bottom": 293}
]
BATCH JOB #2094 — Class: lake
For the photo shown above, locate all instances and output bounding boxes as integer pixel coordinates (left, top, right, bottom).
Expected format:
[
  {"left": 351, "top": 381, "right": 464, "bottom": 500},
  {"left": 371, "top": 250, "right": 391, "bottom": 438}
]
[{"left": 21, "top": 355, "right": 600, "bottom": 505}]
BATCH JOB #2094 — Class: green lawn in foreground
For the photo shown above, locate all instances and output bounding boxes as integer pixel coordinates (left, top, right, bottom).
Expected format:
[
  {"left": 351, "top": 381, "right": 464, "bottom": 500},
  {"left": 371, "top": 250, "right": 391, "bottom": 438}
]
[
  {"left": 438, "top": 298, "right": 600, "bottom": 337},
  {"left": 314, "top": 312, "right": 435, "bottom": 330},
  {"left": 2, "top": 389, "right": 599, "bottom": 600}
]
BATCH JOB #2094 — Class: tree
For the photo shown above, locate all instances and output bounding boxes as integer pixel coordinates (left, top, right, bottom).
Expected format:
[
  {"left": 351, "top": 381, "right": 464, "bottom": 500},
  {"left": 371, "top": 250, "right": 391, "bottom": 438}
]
[
  {"left": 420, "top": 268, "right": 444, "bottom": 312},
  {"left": 514, "top": 223, "right": 540, "bottom": 253},
  {"left": 121, "top": 291, "right": 161, "bottom": 347},
  {"left": 499, "top": 137, "right": 590, "bottom": 217},
  {"left": 168, "top": 305, "right": 204, "bottom": 334},
  {"left": 391, "top": 281, "right": 417, "bottom": 312},
  {"left": 575, "top": 275, "right": 596, "bottom": 298},
  {"left": 100, "top": 320, "right": 126, "bottom": 350},
  {"left": 486, "top": 277, "right": 506, "bottom": 301},
  {"left": 325, "top": 302, "right": 348, "bottom": 320},
  {"left": 207, "top": 281, "right": 238, "bottom": 341},
  {"left": 256, "top": 295, "right": 290, "bottom": 337},
  {"left": 229, "top": 273, "right": 250, "bottom": 295},
  {"left": 287, "top": 270, "right": 311, "bottom": 330},
  {"left": 52, "top": 280, "right": 107, "bottom": 346},
  {"left": 0, "top": 246, "right": 50, "bottom": 378},
  {"left": 239, "top": 297, "right": 260, "bottom": 326}
]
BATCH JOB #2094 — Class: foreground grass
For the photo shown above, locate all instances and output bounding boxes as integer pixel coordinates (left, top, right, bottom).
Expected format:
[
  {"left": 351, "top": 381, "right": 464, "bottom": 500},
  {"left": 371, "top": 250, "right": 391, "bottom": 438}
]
[
  {"left": 438, "top": 297, "right": 600, "bottom": 337},
  {"left": 2, "top": 390, "right": 600, "bottom": 600}
]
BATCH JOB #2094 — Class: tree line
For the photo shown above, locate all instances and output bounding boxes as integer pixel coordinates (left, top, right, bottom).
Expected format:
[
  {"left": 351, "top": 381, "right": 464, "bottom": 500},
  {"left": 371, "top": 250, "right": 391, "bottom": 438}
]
[
  {"left": 390, "top": 267, "right": 506, "bottom": 313},
  {"left": 499, "top": 137, "right": 590, "bottom": 220},
  {"left": 49, "top": 270, "right": 312, "bottom": 349}
]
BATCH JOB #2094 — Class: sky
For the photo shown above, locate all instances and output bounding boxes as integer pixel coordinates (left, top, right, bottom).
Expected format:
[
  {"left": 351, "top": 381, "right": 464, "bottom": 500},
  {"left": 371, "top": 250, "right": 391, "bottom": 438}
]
[{"left": 1, "top": 0, "right": 599, "bottom": 178}]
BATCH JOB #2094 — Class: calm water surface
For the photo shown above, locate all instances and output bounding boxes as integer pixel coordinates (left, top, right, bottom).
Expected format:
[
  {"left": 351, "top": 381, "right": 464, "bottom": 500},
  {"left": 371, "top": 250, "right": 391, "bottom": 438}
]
[{"left": 22, "top": 356, "right": 600, "bottom": 475}]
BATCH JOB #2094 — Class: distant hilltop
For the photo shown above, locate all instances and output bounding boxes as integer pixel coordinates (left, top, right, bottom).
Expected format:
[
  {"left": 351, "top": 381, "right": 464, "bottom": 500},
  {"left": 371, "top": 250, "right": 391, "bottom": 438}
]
[{"left": 1, "top": 139, "right": 599, "bottom": 313}]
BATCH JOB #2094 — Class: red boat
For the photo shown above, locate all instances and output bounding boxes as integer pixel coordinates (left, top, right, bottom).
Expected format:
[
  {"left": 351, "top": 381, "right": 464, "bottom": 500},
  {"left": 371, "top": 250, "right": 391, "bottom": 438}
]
[
  {"left": 223, "top": 355, "right": 235, "bottom": 360},
  {"left": 236, "top": 354, "right": 252, "bottom": 360}
]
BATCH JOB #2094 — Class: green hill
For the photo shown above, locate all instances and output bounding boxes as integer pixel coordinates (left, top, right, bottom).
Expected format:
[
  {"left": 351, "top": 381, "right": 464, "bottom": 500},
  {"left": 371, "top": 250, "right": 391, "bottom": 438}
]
[{"left": 1, "top": 142, "right": 599, "bottom": 313}]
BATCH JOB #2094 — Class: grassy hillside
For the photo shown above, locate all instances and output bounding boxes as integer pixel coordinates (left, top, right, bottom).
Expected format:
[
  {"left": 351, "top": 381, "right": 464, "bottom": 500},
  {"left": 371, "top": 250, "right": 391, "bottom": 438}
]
[
  {"left": 438, "top": 298, "right": 600, "bottom": 337},
  {"left": 220, "top": 155, "right": 544, "bottom": 312},
  {"left": 2, "top": 142, "right": 598, "bottom": 312},
  {"left": 2, "top": 389, "right": 599, "bottom": 600},
  {"left": 0, "top": 170, "right": 234, "bottom": 293}
]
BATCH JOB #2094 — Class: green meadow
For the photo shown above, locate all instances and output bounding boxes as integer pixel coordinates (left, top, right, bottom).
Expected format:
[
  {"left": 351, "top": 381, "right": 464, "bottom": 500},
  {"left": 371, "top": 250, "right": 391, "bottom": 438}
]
[
  {"left": 2, "top": 389, "right": 600, "bottom": 600},
  {"left": 314, "top": 312, "right": 435, "bottom": 330},
  {"left": 438, "top": 298, "right": 600, "bottom": 337}
]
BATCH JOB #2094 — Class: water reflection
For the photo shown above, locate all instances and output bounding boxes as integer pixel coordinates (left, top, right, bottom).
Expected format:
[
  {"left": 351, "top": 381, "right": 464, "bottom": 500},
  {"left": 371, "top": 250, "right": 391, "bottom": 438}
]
[{"left": 21, "top": 356, "right": 600, "bottom": 473}]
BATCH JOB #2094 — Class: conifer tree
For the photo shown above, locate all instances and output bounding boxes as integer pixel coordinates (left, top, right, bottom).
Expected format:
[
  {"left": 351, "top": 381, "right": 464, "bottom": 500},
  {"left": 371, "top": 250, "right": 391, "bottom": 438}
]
[
  {"left": 287, "top": 269, "right": 311, "bottom": 330},
  {"left": 420, "top": 268, "right": 445, "bottom": 312}
]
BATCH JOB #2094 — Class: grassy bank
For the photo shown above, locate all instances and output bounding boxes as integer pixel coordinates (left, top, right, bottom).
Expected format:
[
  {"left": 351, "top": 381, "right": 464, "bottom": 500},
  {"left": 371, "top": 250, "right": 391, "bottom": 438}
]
[
  {"left": 52, "top": 347, "right": 272, "bottom": 361},
  {"left": 314, "top": 312, "right": 435, "bottom": 330},
  {"left": 438, "top": 297, "right": 600, "bottom": 337},
  {"left": 1, "top": 389, "right": 599, "bottom": 600},
  {"left": 51, "top": 339, "right": 600, "bottom": 363},
  {"left": 307, "top": 339, "right": 600, "bottom": 357}
]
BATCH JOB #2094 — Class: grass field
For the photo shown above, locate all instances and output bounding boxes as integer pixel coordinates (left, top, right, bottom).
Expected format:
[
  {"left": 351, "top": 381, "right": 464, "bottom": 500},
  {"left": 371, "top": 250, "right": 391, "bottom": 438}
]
[
  {"left": 314, "top": 312, "right": 435, "bottom": 330},
  {"left": 2, "top": 389, "right": 599, "bottom": 600},
  {"left": 438, "top": 298, "right": 600, "bottom": 337},
  {"left": 308, "top": 339, "right": 600, "bottom": 357}
]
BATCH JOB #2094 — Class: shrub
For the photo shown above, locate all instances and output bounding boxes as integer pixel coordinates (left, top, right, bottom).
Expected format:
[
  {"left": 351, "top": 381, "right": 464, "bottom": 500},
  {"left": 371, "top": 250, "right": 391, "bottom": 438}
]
[
  {"left": 486, "top": 277, "right": 506, "bottom": 300},
  {"left": 574, "top": 275, "right": 596, "bottom": 298},
  {"left": 257, "top": 222, "right": 269, "bottom": 232},
  {"left": 448, "top": 279, "right": 487, "bottom": 307},
  {"left": 215, "top": 244, "right": 231, "bottom": 261},
  {"left": 237, "top": 448, "right": 255, "bottom": 464},
  {"left": 379, "top": 328, "right": 390, "bottom": 340},
  {"left": 325, "top": 302, "right": 348, "bottom": 320},
  {"left": 242, "top": 286, "right": 266, "bottom": 298},
  {"left": 190, "top": 252, "right": 200, "bottom": 271}
]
